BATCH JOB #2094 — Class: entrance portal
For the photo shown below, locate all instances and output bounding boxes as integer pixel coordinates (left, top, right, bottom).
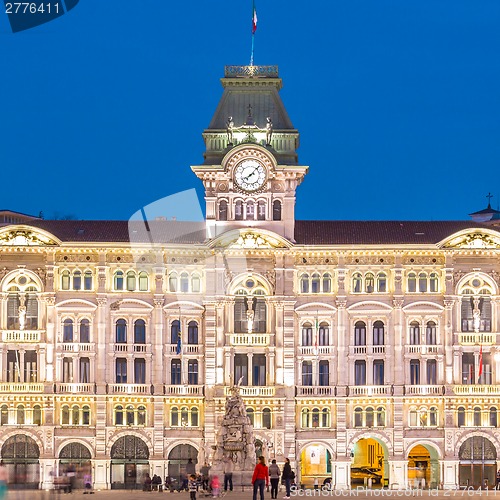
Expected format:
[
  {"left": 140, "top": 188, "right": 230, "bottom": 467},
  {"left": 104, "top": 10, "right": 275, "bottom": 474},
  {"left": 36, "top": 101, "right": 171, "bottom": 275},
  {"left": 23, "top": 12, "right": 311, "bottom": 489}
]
[
  {"left": 300, "top": 444, "right": 332, "bottom": 488},
  {"left": 459, "top": 436, "right": 497, "bottom": 489},
  {"left": 351, "top": 438, "right": 386, "bottom": 488},
  {"left": 59, "top": 442, "right": 92, "bottom": 489},
  {"left": 167, "top": 444, "right": 198, "bottom": 488},
  {"left": 1, "top": 434, "right": 40, "bottom": 489},
  {"left": 110, "top": 435, "right": 149, "bottom": 489},
  {"left": 407, "top": 444, "right": 439, "bottom": 489}
]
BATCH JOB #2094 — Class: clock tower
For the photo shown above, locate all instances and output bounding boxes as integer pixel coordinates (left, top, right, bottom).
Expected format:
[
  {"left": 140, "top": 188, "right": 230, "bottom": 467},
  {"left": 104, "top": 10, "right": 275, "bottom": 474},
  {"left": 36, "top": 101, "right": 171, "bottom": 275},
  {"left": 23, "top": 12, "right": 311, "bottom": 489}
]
[{"left": 192, "top": 65, "right": 308, "bottom": 242}]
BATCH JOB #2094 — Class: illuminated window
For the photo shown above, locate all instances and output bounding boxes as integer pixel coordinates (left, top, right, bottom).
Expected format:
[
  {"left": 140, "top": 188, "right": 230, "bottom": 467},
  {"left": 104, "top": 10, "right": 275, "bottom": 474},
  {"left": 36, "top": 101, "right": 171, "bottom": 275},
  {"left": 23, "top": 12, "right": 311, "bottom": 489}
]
[
  {"left": 138, "top": 272, "right": 148, "bottom": 291},
  {"left": 73, "top": 270, "right": 82, "bottom": 290},
  {"left": 84, "top": 270, "right": 93, "bottom": 290},
  {"left": 352, "top": 273, "right": 362, "bottom": 293},
  {"left": 191, "top": 274, "right": 201, "bottom": 293},
  {"left": 126, "top": 271, "right": 136, "bottom": 291},
  {"left": 300, "top": 274, "right": 309, "bottom": 293},
  {"left": 407, "top": 272, "right": 416, "bottom": 293},
  {"left": 114, "top": 270, "right": 124, "bottom": 291},
  {"left": 180, "top": 272, "right": 189, "bottom": 293},
  {"left": 322, "top": 273, "right": 332, "bottom": 293},
  {"left": 377, "top": 272, "right": 387, "bottom": 293},
  {"left": 61, "top": 270, "right": 71, "bottom": 290}
]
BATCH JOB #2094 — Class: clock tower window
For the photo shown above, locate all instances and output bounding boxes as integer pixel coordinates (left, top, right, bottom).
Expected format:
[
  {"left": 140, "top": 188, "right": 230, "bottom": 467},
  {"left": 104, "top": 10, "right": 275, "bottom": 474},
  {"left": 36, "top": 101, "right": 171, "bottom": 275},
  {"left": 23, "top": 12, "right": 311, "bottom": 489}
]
[
  {"left": 272, "top": 200, "right": 282, "bottom": 221},
  {"left": 218, "top": 200, "right": 228, "bottom": 221},
  {"left": 257, "top": 201, "right": 266, "bottom": 221},
  {"left": 246, "top": 201, "right": 255, "bottom": 220},
  {"left": 235, "top": 201, "right": 243, "bottom": 221}
]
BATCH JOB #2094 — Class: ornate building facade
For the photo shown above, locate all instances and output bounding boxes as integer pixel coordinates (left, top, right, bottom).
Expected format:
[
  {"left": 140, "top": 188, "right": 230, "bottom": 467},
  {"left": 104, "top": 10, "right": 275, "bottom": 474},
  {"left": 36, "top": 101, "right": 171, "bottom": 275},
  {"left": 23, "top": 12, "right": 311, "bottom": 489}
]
[{"left": 1, "top": 64, "right": 500, "bottom": 490}]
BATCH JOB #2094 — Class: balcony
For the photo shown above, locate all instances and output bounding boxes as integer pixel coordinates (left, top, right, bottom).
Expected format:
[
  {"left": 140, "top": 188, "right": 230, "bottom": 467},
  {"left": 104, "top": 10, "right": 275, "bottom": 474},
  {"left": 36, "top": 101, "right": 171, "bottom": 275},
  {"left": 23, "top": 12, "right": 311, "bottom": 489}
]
[
  {"left": 167, "top": 344, "right": 200, "bottom": 354},
  {"left": 453, "top": 384, "right": 500, "bottom": 395},
  {"left": 164, "top": 385, "right": 204, "bottom": 396},
  {"left": 55, "top": 383, "right": 95, "bottom": 394},
  {"left": 108, "top": 383, "right": 151, "bottom": 394},
  {"left": 350, "top": 346, "right": 386, "bottom": 355},
  {"left": 298, "top": 346, "right": 335, "bottom": 356},
  {"left": 405, "top": 385, "right": 444, "bottom": 396},
  {"left": 0, "top": 383, "right": 44, "bottom": 393},
  {"left": 297, "top": 386, "right": 335, "bottom": 396},
  {"left": 458, "top": 333, "right": 495, "bottom": 345},
  {"left": 224, "top": 386, "right": 275, "bottom": 397},
  {"left": 2, "top": 330, "right": 42, "bottom": 343},
  {"left": 61, "top": 343, "right": 94, "bottom": 353},
  {"left": 228, "top": 334, "right": 271, "bottom": 347},
  {"left": 113, "top": 343, "right": 149, "bottom": 353},
  {"left": 349, "top": 385, "right": 391, "bottom": 396},
  {"left": 406, "top": 345, "right": 440, "bottom": 354}
]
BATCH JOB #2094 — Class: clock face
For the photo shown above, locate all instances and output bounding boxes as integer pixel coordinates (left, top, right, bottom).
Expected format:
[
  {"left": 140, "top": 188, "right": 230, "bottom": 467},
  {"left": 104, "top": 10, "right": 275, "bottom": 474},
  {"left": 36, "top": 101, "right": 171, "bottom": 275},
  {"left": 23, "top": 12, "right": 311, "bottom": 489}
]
[{"left": 234, "top": 159, "right": 266, "bottom": 192}]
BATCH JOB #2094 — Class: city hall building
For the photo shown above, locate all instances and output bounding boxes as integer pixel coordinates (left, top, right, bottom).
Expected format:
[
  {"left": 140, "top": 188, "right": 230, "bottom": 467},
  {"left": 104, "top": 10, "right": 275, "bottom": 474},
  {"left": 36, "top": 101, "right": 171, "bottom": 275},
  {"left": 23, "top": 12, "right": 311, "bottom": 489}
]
[{"left": 1, "top": 64, "right": 500, "bottom": 491}]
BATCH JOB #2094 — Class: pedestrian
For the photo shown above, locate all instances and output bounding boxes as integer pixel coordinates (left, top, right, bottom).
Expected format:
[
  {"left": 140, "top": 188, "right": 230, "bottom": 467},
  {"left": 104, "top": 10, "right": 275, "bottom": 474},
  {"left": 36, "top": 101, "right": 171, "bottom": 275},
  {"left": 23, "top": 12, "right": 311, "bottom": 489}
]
[
  {"left": 0, "top": 462, "right": 7, "bottom": 500},
  {"left": 189, "top": 474, "right": 198, "bottom": 500},
  {"left": 252, "top": 456, "right": 269, "bottom": 500},
  {"left": 314, "top": 477, "right": 319, "bottom": 490},
  {"left": 282, "top": 458, "right": 294, "bottom": 499},
  {"left": 210, "top": 475, "right": 221, "bottom": 498},
  {"left": 224, "top": 455, "right": 234, "bottom": 492},
  {"left": 200, "top": 462, "right": 211, "bottom": 491},
  {"left": 496, "top": 470, "right": 500, "bottom": 490},
  {"left": 269, "top": 459, "right": 281, "bottom": 499},
  {"left": 83, "top": 472, "right": 93, "bottom": 494}
]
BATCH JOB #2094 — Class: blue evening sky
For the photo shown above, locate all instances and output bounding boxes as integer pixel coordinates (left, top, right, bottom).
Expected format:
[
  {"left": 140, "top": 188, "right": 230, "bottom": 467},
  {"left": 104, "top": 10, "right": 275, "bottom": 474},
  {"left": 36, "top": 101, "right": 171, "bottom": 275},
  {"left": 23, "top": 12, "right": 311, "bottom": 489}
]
[{"left": 1, "top": 1, "right": 499, "bottom": 221}]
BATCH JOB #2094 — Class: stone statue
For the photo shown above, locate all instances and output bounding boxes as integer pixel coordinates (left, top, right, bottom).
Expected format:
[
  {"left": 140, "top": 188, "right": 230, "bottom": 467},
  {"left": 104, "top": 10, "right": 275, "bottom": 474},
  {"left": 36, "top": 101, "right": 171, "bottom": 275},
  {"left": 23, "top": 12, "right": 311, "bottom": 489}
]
[
  {"left": 265, "top": 117, "right": 273, "bottom": 145},
  {"left": 473, "top": 297, "right": 481, "bottom": 332},
  {"left": 18, "top": 305, "right": 26, "bottom": 331},
  {"left": 226, "top": 116, "right": 234, "bottom": 145}
]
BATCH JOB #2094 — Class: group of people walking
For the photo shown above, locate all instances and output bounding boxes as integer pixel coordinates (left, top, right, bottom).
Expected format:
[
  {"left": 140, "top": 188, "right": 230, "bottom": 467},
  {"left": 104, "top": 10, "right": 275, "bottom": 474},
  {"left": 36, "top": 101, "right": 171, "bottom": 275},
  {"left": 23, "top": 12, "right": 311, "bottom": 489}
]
[{"left": 252, "top": 456, "right": 295, "bottom": 500}]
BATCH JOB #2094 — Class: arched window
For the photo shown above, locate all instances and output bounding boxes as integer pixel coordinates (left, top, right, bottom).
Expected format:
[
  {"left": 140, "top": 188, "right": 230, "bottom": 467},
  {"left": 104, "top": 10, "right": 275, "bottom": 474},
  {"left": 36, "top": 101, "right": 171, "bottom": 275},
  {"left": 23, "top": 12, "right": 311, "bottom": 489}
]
[
  {"left": 17, "top": 404, "right": 25, "bottom": 425},
  {"left": 354, "top": 407, "right": 363, "bottom": 427},
  {"left": 302, "top": 323, "right": 313, "bottom": 346},
  {"left": 302, "top": 408, "right": 310, "bottom": 428},
  {"left": 180, "top": 406, "right": 189, "bottom": 427},
  {"left": 246, "top": 408, "right": 254, "bottom": 425},
  {"left": 73, "top": 270, "right": 82, "bottom": 290},
  {"left": 318, "top": 323, "right": 329, "bottom": 346},
  {"left": 376, "top": 406, "right": 386, "bottom": 427},
  {"left": 115, "top": 319, "right": 127, "bottom": 343},
  {"left": 168, "top": 273, "right": 178, "bottom": 292},
  {"left": 137, "top": 405, "right": 146, "bottom": 426},
  {"left": 377, "top": 272, "right": 387, "bottom": 293},
  {"left": 300, "top": 274, "right": 309, "bottom": 293},
  {"left": 1, "top": 405, "right": 8, "bottom": 425},
  {"left": 218, "top": 200, "right": 228, "bottom": 221},
  {"left": 311, "top": 273, "right": 321, "bottom": 293},
  {"left": 62, "top": 405, "right": 70, "bottom": 425},
  {"left": 189, "top": 407, "right": 197, "bottom": 427},
  {"left": 191, "top": 274, "right": 201, "bottom": 293},
  {"left": 134, "top": 319, "right": 146, "bottom": 344},
  {"left": 171, "top": 320, "right": 180, "bottom": 344},
  {"left": 180, "top": 272, "right": 189, "bottom": 293},
  {"left": 373, "top": 321, "right": 384, "bottom": 345},
  {"left": 322, "top": 273, "right": 332, "bottom": 293},
  {"left": 457, "top": 407, "right": 465, "bottom": 427},
  {"left": 246, "top": 200, "right": 255, "bottom": 220},
  {"left": 72, "top": 405, "right": 80, "bottom": 425},
  {"left": 138, "top": 272, "right": 148, "bottom": 291},
  {"left": 61, "top": 270, "right": 71, "bottom": 290},
  {"left": 235, "top": 200, "right": 243, "bottom": 221},
  {"left": 426, "top": 321, "right": 437, "bottom": 345},
  {"left": 409, "top": 407, "right": 418, "bottom": 427},
  {"left": 302, "top": 361, "right": 313, "bottom": 386},
  {"left": 489, "top": 407, "right": 497, "bottom": 427},
  {"left": 429, "top": 272, "right": 439, "bottom": 292},
  {"left": 188, "top": 321, "right": 198, "bottom": 344},
  {"left": 272, "top": 200, "right": 281, "bottom": 221},
  {"left": 322, "top": 408, "right": 329, "bottom": 427},
  {"left": 262, "top": 408, "right": 271, "bottom": 429},
  {"left": 474, "top": 407, "right": 482, "bottom": 426},
  {"left": 126, "top": 405, "right": 135, "bottom": 426},
  {"left": 365, "top": 407, "right": 374, "bottom": 428},
  {"left": 354, "top": 321, "right": 366, "bottom": 346},
  {"left": 171, "top": 407, "right": 179, "bottom": 426},
  {"left": 84, "top": 270, "right": 93, "bottom": 290},
  {"left": 429, "top": 406, "right": 438, "bottom": 427},
  {"left": 352, "top": 273, "right": 362, "bottom": 293},
  {"left": 82, "top": 405, "right": 90, "bottom": 425},
  {"left": 33, "top": 405, "right": 42, "bottom": 425},
  {"left": 114, "top": 270, "right": 124, "bottom": 291},
  {"left": 311, "top": 408, "right": 320, "bottom": 428},
  {"left": 407, "top": 272, "right": 417, "bottom": 293},
  {"left": 188, "top": 360, "right": 198, "bottom": 385},
  {"left": 80, "top": 319, "right": 90, "bottom": 343},
  {"left": 409, "top": 321, "right": 420, "bottom": 345},
  {"left": 126, "top": 271, "right": 136, "bottom": 291},
  {"left": 63, "top": 319, "right": 74, "bottom": 342},
  {"left": 257, "top": 200, "right": 266, "bottom": 220},
  {"left": 461, "top": 286, "right": 492, "bottom": 332},
  {"left": 365, "top": 273, "right": 375, "bottom": 293},
  {"left": 418, "top": 272, "right": 427, "bottom": 293}
]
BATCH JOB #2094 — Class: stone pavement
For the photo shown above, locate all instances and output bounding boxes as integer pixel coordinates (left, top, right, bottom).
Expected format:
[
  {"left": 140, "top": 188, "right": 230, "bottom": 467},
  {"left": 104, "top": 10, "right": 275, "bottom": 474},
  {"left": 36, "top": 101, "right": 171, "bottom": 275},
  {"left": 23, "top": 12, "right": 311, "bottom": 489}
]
[{"left": 4, "top": 490, "right": 500, "bottom": 500}]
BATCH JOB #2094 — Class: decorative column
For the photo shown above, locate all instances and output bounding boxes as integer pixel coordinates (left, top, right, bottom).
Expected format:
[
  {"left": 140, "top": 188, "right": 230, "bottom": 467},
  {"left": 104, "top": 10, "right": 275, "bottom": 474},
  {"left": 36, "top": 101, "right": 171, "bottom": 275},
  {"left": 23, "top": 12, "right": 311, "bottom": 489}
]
[
  {"left": 444, "top": 298, "right": 455, "bottom": 385},
  {"left": 152, "top": 297, "right": 164, "bottom": 393},
  {"left": 43, "top": 294, "right": 56, "bottom": 382},
  {"left": 95, "top": 296, "right": 107, "bottom": 393}
]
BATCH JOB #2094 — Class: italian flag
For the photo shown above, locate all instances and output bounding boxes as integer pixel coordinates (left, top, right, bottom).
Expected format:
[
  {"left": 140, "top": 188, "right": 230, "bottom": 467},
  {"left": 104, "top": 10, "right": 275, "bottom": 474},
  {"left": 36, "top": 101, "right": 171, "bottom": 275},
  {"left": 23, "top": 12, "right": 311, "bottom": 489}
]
[{"left": 252, "top": 2, "right": 258, "bottom": 34}]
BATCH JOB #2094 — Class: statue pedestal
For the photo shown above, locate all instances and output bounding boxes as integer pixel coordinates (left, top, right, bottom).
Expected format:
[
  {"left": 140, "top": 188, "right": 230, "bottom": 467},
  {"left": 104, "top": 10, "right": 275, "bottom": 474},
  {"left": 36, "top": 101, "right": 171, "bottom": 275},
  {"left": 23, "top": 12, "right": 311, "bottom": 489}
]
[{"left": 232, "top": 470, "right": 254, "bottom": 490}]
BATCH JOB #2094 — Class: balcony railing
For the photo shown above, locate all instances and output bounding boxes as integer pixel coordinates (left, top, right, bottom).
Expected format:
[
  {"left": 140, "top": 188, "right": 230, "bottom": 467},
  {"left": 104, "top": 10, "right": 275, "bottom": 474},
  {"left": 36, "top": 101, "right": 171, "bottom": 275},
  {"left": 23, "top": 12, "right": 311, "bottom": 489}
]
[
  {"left": 406, "top": 345, "right": 440, "bottom": 354},
  {"left": 228, "top": 334, "right": 271, "bottom": 347},
  {"left": 350, "top": 346, "right": 386, "bottom": 355},
  {"left": 167, "top": 344, "right": 200, "bottom": 354},
  {"left": 224, "top": 386, "right": 275, "bottom": 397},
  {"left": 297, "top": 386, "right": 335, "bottom": 396},
  {"left": 108, "top": 383, "right": 151, "bottom": 394},
  {"left": 112, "top": 343, "right": 150, "bottom": 353},
  {"left": 298, "top": 346, "right": 335, "bottom": 356},
  {"left": 0, "top": 383, "right": 44, "bottom": 393},
  {"left": 453, "top": 384, "right": 500, "bottom": 395},
  {"left": 350, "top": 385, "right": 390, "bottom": 396},
  {"left": 164, "top": 385, "right": 204, "bottom": 396},
  {"left": 458, "top": 333, "right": 495, "bottom": 345},
  {"left": 2, "top": 330, "right": 42, "bottom": 343},
  {"left": 56, "top": 383, "right": 95, "bottom": 393},
  {"left": 405, "top": 385, "right": 444, "bottom": 395},
  {"left": 61, "top": 343, "right": 94, "bottom": 352}
]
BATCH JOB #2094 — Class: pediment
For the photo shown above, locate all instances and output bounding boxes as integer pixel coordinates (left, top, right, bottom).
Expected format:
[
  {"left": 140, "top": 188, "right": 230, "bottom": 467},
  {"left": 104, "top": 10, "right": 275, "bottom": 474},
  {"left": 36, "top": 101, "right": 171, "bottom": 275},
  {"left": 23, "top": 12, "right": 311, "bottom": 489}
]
[
  {"left": 347, "top": 301, "right": 393, "bottom": 312},
  {"left": 440, "top": 229, "right": 500, "bottom": 249},
  {"left": 0, "top": 226, "right": 60, "bottom": 246},
  {"left": 209, "top": 228, "right": 291, "bottom": 250}
]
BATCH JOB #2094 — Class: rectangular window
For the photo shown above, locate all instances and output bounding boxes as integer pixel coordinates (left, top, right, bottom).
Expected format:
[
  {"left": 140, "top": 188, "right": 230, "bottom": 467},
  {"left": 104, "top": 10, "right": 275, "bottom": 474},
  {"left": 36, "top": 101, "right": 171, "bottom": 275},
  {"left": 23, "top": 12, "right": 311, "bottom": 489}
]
[
  {"left": 25, "top": 350, "right": 37, "bottom": 383},
  {"left": 234, "top": 298, "right": 247, "bottom": 333},
  {"left": 134, "top": 358, "right": 146, "bottom": 384},
  {"left": 426, "top": 359, "right": 437, "bottom": 385},
  {"left": 234, "top": 354, "right": 248, "bottom": 386},
  {"left": 171, "top": 359, "right": 181, "bottom": 385},
  {"left": 302, "top": 362, "right": 313, "bottom": 386},
  {"left": 319, "top": 361, "right": 329, "bottom": 386},
  {"left": 188, "top": 361, "right": 198, "bottom": 385},
  {"left": 409, "top": 324, "right": 420, "bottom": 345},
  {"left": 410, "top": 359, "right": 420, "bottom": 385},
  {"left": 373, "top": 360, "right": 384, "bottom": 385},
  {"left": 6, "top": 350, "right": 20, "bottom": 382},
  {"left": 461, "top": 353, "right": 474, "bottom": 385},
  {"left": 354, "top": 360, "right": 366, "bottom": 385},
  {"left": 115, "top": 358, "right": 127, "bottom": 384},
  {"left": 252, "top": 354, "right": 266, "bottom": 386},
  {"left": 79, "top": 357, "right": 90, "bottom": 384},
  {"left": 63, "top": 357, "right": 73, "bottom": 383}
]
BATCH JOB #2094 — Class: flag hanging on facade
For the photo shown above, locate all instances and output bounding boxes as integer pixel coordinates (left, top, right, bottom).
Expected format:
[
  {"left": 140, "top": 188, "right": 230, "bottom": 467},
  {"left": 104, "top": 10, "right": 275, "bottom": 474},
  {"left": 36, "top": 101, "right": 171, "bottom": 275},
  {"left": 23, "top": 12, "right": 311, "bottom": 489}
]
[
  {"left": 176, "top": 321, "right": 182, "bottom": 355},
  {"left": 478, "top": 343, "right": 483, "bottom": 381},
  {"left": 252, "top": 1, "right": 258, "bottom": 34},
  {"left": 314, "top": 316, "right": 319, "bottom": 355}
]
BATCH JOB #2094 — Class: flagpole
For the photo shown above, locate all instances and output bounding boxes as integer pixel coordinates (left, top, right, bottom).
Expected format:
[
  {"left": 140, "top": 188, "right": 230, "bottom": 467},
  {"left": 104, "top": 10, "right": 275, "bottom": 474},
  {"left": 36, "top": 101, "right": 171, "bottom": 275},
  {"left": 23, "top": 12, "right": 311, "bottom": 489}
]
[
  {"left": 250, "top": 0, "right": 257, "bottom": 66},
  {"left": 250, "top": 34, "right": 255, "bottom": 66}
]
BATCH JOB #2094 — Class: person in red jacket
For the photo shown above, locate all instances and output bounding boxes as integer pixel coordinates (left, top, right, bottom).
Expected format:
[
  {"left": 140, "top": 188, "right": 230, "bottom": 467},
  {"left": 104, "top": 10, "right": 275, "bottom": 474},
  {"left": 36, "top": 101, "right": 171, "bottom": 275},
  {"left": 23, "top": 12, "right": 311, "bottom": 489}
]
[{"left": 252, "top": 456, "right": 269, "bottom": 500}]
